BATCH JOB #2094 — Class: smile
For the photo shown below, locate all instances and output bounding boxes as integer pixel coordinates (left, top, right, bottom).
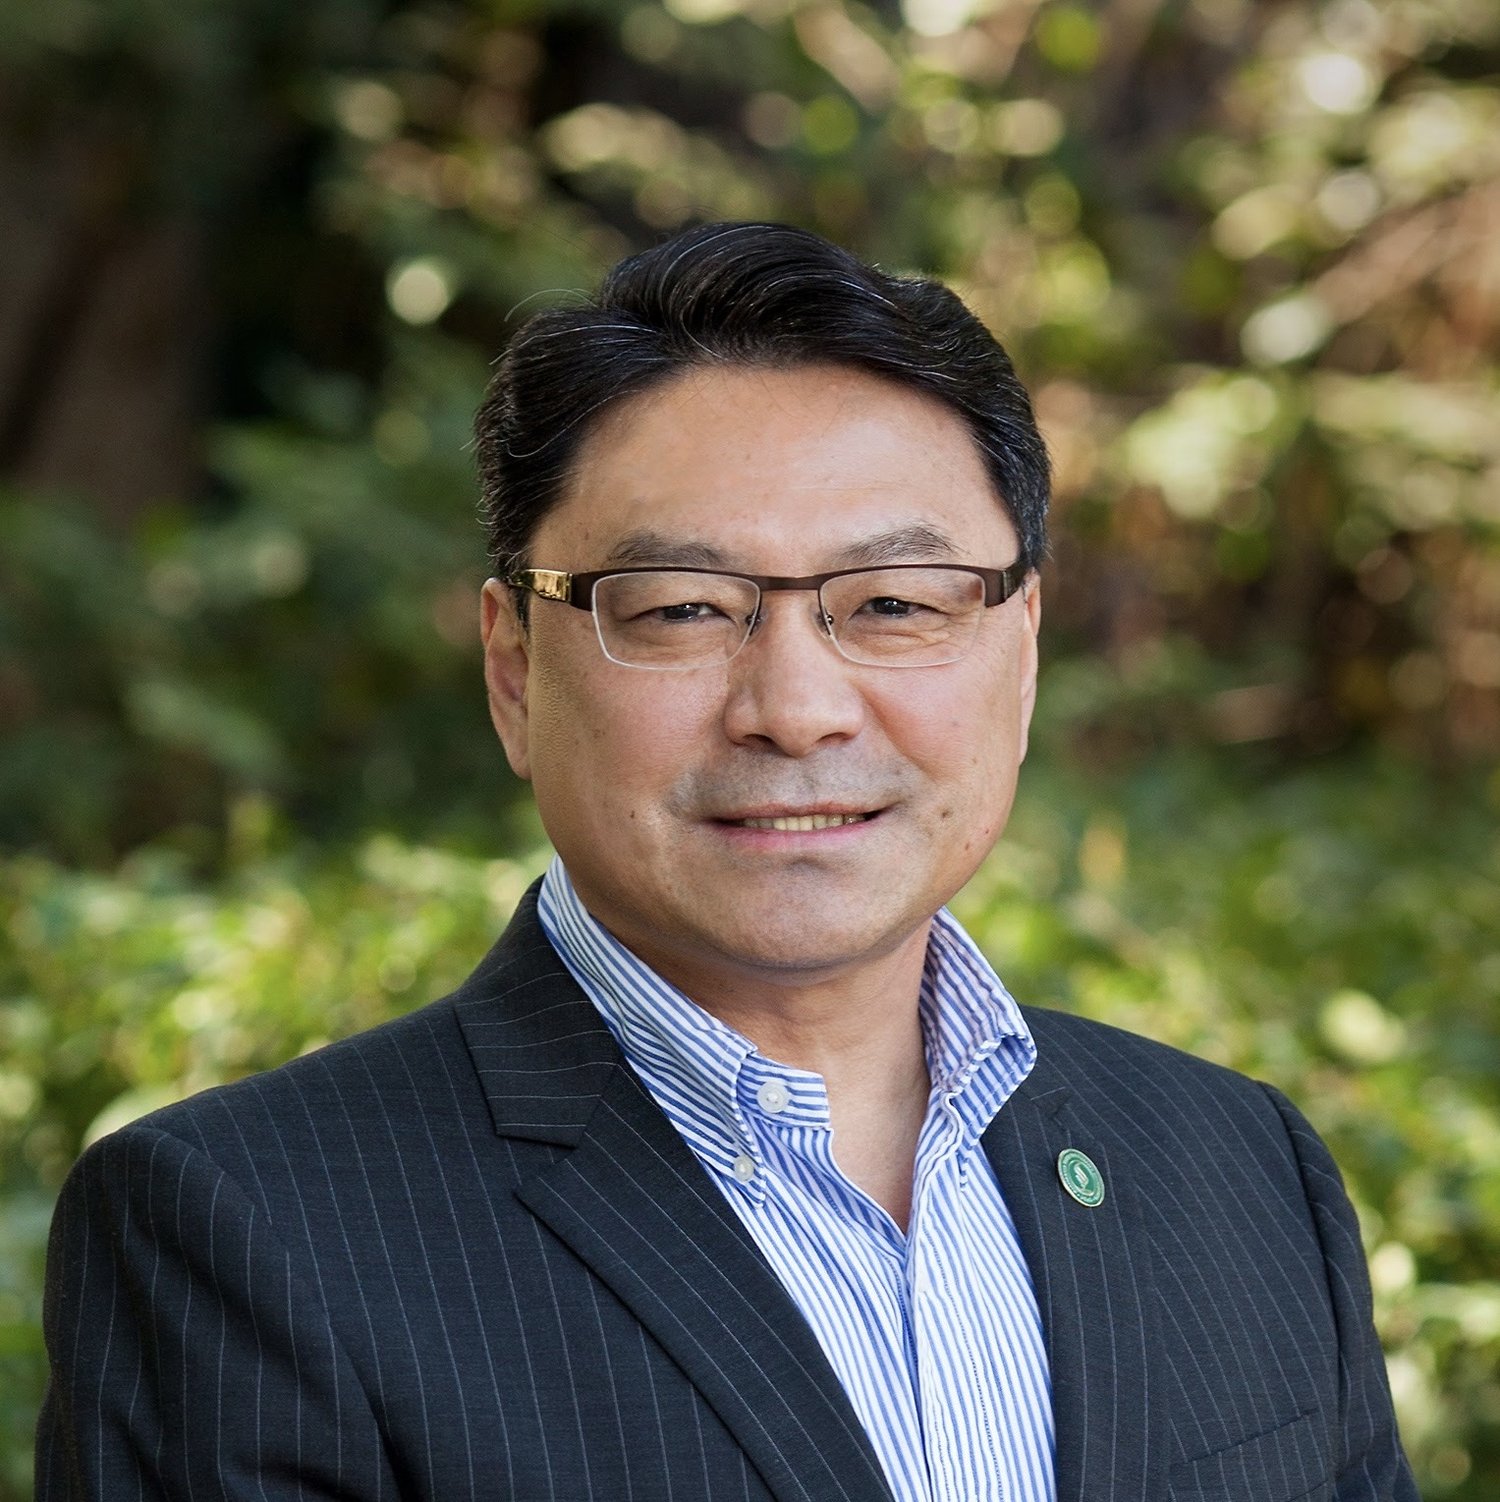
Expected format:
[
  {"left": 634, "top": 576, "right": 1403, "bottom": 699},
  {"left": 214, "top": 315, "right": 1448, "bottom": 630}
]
[{"left": 730, "top": 812, "right": 875, "bottom": 831}]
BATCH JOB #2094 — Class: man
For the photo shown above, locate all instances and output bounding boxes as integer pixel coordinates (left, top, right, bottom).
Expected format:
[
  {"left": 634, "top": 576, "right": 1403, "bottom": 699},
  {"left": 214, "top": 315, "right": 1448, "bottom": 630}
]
[{"left": 38, "top": 223, "right": 1415, "bottom": 1501}]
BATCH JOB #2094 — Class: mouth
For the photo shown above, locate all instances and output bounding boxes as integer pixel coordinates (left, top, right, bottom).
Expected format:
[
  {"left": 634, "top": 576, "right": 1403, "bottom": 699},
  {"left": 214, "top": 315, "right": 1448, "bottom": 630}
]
[{"left": 718, "top": 810, "right": 879, "bottom": 832}]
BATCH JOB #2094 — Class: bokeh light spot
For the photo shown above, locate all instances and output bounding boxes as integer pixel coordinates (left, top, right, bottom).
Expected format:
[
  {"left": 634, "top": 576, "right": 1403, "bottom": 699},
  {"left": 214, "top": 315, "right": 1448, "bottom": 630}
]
[{"left": 386, "top": 259, "right": 456, "bottom": 325}]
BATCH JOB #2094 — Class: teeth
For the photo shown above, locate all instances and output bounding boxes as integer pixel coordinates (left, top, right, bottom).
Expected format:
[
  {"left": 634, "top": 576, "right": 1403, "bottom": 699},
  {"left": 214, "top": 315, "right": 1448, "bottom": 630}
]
[{"left": 738, "top": 813, "right": 869, "bottom": 831}]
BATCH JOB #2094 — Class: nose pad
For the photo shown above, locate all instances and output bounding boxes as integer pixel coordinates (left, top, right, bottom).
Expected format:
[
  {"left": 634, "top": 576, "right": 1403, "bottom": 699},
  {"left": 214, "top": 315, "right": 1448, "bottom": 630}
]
[{"left": 742, "top": 593, "right": 836, "bottom": 648}]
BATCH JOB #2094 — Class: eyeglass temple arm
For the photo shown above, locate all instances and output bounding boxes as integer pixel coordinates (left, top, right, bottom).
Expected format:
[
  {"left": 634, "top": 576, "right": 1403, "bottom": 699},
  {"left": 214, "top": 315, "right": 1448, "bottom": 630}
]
[{"left": 510, "top": 569, "right": 593, "bottom": 609}]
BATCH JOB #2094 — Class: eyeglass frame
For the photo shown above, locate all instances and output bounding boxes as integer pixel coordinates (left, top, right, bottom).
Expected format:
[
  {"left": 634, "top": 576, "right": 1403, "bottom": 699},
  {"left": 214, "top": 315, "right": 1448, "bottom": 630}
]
[{"left": 506, "top": 559, "right": 1032, "bottom": 668}]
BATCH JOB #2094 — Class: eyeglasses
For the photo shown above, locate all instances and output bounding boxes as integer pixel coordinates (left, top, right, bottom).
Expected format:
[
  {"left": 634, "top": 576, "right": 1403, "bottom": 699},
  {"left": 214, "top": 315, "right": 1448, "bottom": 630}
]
[{"left": 507, "top": 562, "right": 1029, "bottom": 670}]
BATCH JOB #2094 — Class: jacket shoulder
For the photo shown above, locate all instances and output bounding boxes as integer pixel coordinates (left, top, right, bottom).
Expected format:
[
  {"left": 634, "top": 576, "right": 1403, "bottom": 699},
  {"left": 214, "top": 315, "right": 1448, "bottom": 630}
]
[
  {"left": 1022, "top": 1002, "right": 1271, "bottom": 1100},
  {"left": 1018, "top": 1002, "right": 1298, "bottom": 1161}
]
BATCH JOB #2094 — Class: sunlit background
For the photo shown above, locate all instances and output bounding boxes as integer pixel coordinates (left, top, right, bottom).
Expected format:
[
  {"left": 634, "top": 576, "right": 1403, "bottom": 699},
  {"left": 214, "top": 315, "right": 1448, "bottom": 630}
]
[{"left": 1, "top": 0, "right": 1497, "bottom": 1495}]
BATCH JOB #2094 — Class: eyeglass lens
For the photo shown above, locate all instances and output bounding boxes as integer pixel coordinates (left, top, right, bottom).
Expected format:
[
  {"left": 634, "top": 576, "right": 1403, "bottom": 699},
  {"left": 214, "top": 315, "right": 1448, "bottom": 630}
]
[{"left": 591, "top": 568, "right": 988, "bottom": 669}]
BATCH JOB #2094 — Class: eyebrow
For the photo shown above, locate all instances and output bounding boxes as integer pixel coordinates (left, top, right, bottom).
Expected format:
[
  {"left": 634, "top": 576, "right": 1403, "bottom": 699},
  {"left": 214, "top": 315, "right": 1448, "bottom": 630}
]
[
  {"left": 832, "top": 524, "right": 960, "bottom": 567},
  {"left": 601, "top": 523, "right": 962, "bottom": 571},
  {"left": 604, "top": 532, "right": 732, "bottom": 569}
]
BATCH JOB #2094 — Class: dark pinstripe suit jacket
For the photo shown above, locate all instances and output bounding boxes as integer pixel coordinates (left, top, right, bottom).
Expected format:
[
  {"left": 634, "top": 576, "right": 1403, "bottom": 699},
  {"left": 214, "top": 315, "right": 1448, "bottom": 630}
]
[{"left": 38, "top": 887, "right": 1416, "bottom": 1501}]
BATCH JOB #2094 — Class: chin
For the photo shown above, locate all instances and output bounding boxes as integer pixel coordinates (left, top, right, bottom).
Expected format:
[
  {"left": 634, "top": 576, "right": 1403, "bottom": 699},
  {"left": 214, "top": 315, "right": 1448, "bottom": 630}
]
[{"left": 695, "top": 909, "right": 925, "bottom": 980}]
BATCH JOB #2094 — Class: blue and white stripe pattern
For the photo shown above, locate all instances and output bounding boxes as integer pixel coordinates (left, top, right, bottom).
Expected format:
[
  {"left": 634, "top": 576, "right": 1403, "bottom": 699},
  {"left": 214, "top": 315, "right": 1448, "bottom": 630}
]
[{"left": 538, "top": 858, "right": 1055, "bottom": 1502}]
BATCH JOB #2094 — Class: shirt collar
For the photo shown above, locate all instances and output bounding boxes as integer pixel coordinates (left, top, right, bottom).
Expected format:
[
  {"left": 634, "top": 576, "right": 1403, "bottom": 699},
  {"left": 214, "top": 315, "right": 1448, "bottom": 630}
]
[
  {"left": 536, "top": 856, "right": 1035, "bottom": 1162},
  {"left": 919, "top": 908, "right": 1037, "bottom": 1148}
]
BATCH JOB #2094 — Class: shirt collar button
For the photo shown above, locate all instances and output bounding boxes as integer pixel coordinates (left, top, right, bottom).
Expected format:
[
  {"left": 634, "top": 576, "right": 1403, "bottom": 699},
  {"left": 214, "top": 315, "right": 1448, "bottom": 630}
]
[{"left": 756, "top": 1079, "right": 791, "bottom": 1114}]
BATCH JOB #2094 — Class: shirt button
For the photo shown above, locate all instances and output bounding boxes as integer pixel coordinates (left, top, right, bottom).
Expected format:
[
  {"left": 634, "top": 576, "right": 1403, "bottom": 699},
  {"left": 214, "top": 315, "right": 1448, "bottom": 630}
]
[
  {"left": 732, "top": 1154, "right": 757, "bottom": 1183},
  {"left": 756, "top": 1080, "right": 790, "bottom": 1114}
]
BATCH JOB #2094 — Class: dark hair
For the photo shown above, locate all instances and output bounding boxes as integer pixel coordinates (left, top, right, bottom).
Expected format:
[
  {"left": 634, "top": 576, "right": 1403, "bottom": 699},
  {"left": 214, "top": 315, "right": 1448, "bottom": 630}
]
[{"left": 474, "top": 222, "right": 1049, "bottom": 584}]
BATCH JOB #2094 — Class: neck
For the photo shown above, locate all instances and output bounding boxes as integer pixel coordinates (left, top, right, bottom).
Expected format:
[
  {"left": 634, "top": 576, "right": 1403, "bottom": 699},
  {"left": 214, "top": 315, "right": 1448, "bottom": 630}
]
[{"left": 641, "top": 922, "right": 929, "bottom": 1065}]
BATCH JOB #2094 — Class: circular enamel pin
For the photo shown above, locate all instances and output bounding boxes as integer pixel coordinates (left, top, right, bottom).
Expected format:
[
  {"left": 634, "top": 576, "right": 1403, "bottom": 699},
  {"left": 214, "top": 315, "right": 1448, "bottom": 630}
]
[{"left": 1057, "top": 1148, "right": 1105, "bottom": 1207}]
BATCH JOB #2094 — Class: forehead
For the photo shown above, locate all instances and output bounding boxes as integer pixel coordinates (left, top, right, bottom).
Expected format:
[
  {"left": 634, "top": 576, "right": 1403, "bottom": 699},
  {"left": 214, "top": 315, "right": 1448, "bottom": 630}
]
[{"left": 536, "top": 363, "right": 1015, "bottom": 567}]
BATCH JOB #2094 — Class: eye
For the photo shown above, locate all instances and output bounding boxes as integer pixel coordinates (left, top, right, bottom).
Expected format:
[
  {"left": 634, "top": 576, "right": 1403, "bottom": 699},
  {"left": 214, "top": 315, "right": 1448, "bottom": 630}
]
[
  {"left": 653, "top": 600, "right": 726, "bottom": 623},
  {"left": 860, "top": 595, "right": 927, "bottom": 617}
]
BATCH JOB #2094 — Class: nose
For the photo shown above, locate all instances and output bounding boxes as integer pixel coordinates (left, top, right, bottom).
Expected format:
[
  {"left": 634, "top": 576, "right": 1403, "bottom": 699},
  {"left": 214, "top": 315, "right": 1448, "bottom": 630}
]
[{"left": 721, "top": 592, "right": 868, "bottom": 756}]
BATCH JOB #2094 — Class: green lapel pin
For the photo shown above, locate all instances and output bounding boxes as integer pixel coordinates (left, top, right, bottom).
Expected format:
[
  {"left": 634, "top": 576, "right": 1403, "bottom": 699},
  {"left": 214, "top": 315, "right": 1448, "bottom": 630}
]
[{"left": 1058, "top": 1147, "right": 1105, "bottom": 1207}]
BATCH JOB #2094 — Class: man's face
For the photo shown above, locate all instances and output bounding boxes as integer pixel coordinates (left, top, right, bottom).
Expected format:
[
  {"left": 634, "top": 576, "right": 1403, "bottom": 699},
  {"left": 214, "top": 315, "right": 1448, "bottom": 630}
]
[{"left": 482, "top": 364, "right": 1041, "bottom": 998}]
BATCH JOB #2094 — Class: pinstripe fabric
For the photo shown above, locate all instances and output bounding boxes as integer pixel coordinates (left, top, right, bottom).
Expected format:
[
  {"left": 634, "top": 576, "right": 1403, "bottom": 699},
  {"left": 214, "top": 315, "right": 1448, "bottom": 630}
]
[
  {"left": 537, "top": 859, "right": 1053, "bottom": 1502},
  {"left": 36, "top": 882, "right": 1416, "bottom": 1501},
  {"left": 985, "top": 1009, "right": 1417, "bottom": 1502}
]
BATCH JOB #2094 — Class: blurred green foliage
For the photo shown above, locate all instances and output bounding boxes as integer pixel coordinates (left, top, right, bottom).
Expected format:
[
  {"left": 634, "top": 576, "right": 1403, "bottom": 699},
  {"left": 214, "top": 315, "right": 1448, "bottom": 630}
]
[
  {"left": 0, "top": 338, "right": 510, "bottom": 857},
  {"left": 1, "top": 0, "right": 1497, "bottom": 1494}
]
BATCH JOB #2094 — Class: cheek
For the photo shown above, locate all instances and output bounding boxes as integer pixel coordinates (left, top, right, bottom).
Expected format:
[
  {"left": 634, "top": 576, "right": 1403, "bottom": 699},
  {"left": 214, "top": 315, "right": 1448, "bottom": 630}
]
[
  {"left": 879, "top": 679, "right": 1023, "bottom": 820},
  {"left": 878, "top": 684, "right": 984, "bottom": 773},
  {"left": 531, "top": 663, "right": 720, "bottom": 814}
]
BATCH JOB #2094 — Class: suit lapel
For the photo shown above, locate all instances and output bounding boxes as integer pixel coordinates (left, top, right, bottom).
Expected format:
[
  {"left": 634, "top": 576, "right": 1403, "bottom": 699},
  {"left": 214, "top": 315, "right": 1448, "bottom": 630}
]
[
  {"left": 983, "top": 1052, "right": 1167, "bottom": 1502},
  {"left": 453, "top": 891, "right": 894, "bottom": 1502}
]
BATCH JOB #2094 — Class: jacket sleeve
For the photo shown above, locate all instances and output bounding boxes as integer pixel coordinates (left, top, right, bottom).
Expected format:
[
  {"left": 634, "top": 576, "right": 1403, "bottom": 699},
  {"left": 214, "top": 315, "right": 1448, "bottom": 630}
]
[
  {"left": 1259, "top": 1084, "right": 1420, "bottom": 1502},
  {"left": 35, "top": 1122, "right": 399, "bottom": 1501}
]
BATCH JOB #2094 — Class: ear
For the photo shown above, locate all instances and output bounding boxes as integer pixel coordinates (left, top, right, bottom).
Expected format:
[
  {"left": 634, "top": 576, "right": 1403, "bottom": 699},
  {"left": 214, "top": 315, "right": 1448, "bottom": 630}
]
[
  {"left": 1016, "top": 572, "right": 1042, "bottom": 763},
  {"left": 481, "top": 578, "right": 533, "bottom": 781}
]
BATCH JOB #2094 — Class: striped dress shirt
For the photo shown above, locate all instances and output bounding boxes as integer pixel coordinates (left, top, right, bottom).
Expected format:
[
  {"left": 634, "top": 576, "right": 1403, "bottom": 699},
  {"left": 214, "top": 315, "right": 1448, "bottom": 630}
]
[{"left": 538, "top": 858, "right": 1056, "bottom": 1502}]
